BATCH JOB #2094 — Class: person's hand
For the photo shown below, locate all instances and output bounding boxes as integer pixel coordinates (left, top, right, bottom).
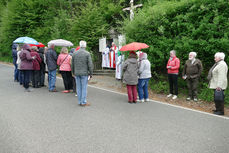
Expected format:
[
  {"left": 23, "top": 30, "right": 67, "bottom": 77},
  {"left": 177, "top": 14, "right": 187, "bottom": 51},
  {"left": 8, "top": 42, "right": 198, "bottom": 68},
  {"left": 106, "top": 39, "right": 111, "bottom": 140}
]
[
  {"left": 32, "top": 56, "right": 36, "bottom": 60},
  {"left": 182, "top": 75, "right": 187, "bottom": 80},
  {"left": 216, "top": 87, "right": 222, "bottom": 91},
  {"left": 167, "top": 66, "right": 172, "bottom": 69}
]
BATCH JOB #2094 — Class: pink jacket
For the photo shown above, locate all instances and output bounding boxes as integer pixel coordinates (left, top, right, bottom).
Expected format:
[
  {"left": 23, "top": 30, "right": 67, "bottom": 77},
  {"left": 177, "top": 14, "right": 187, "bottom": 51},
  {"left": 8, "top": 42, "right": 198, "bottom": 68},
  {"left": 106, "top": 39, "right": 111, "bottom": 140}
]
[
  {"left": 57, "top": 54, "right": 72, "bottom": 71},
  {"left": 167, "top": 56, "right": 180, "bottom": 74}
]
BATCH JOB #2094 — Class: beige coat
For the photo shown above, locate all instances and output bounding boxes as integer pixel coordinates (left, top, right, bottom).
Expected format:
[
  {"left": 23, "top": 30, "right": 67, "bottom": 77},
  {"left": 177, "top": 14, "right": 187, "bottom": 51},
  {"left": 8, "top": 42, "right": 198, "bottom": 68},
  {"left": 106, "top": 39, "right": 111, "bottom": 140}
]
[{"left": 209, "top": 60, "right": 228, "bottom": 90}]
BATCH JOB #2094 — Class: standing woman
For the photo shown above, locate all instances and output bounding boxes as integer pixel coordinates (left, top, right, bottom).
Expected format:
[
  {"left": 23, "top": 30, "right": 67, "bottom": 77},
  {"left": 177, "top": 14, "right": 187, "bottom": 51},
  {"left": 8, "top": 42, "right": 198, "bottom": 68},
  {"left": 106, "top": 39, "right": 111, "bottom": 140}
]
[
  {"left": 138, "top": 53, "right": 152, "bottom": 103},
  {"left": 166, "top": 50, "right": 180, "bottom": 100},
  {"left": 208, "top": 52, "right": 228, "bottom": 115},
  {"left": 16, "top": 46, "right": 23, "bottom": 85},
  {"left": 122, "top": 51, "right": 138, "bottom": 103},
  {"left": 19, "top": 44, "right": 36, "bottom": 92},
  {"left": 30, "top": 46, "right": 42, "bottom": 88},
  {"left": 57, "top": 47, "right": 73, "bottom": 93}
]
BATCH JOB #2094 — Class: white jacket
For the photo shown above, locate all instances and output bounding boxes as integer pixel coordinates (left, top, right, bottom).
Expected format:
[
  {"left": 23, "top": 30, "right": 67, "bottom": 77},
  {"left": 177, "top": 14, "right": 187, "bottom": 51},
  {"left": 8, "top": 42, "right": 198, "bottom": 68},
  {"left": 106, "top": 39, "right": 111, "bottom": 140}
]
[
  {"left": 138, "top": 53, "right": 152, "bottom": 79},
  {"left": 209, "top": 60, "right": 228, "bottom": 90}
]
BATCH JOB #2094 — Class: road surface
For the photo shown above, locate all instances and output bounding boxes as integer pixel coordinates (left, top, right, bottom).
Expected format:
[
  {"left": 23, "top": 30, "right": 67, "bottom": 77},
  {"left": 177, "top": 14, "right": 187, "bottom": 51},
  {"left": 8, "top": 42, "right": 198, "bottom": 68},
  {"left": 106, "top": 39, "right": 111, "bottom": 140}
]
[{"left": 0, "top": 64, "right": 229, "bottom": 153}]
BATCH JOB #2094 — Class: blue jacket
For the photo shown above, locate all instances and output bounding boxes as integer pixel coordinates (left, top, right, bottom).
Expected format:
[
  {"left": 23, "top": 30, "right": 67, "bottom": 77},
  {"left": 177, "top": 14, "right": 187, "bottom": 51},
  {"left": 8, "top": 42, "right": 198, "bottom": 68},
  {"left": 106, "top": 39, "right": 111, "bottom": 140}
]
[
  {"left": 45, "top": 48, "right": 57, "bottom": 71},
  {"left": 12, "top": 43, "right": 18, "bottom": 65}
]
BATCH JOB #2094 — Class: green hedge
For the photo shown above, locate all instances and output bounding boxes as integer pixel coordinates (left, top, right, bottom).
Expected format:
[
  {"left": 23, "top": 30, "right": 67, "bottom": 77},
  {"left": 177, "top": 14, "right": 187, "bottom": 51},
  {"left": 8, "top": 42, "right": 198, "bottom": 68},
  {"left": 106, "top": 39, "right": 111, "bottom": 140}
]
[{"left": 123, "top": 0, "right": 229, "bottom": 103}]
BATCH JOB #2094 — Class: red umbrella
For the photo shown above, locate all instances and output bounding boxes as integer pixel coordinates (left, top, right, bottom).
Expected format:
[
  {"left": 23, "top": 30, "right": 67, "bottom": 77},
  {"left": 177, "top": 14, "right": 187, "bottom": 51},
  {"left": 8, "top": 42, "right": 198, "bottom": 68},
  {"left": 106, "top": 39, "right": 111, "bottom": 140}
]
[
  {"left": 119, "top": 42, "right": 149, "bottom": 51},
  {"left": 75, "top": 46, "right": 80, "bottom": 51},
  {"left": 29, "top": 42, "right": 45, "bottom": 48}
]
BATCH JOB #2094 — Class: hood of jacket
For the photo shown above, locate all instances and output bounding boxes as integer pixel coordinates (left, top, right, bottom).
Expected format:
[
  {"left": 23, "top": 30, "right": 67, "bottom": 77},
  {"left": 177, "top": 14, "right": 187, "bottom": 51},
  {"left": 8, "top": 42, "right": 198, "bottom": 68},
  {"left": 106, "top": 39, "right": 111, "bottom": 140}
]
[
  {"left": 128, "top": 57, "right": 138, "bottom": 64},
  {"left": 38, "top": 47, "right": 44, "bottom": 54},
  {"left": 139, "top": 53, "right": 148, "bottom": 61},
  {"left": 12, "top": 43, "right": 18, "bottom": 50},
  {"left": 22, "top": 44, "right": 31, "bottom": 52}
]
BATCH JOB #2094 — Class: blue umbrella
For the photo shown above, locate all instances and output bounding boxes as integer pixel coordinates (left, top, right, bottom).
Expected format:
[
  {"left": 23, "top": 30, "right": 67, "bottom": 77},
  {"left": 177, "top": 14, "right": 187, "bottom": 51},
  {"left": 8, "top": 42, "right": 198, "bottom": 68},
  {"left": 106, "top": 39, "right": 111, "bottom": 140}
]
[{"left": 13, "top": 36, "right": 39, "bottom": 45}]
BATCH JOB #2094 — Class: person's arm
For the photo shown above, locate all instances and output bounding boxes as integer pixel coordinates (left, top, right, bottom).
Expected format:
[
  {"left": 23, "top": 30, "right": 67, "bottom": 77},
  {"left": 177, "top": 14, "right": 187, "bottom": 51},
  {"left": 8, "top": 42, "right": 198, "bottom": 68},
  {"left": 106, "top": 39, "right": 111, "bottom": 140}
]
[
  {"left": 182, "top": 62, "right": 187, "bottom": 77},
  {"left": 26, "top": 51, "right": 33, "bottom": 61},
  {"left": 52, "top": 51, "right": 58, "bottom": 61},
  {"left": 171, "top": 58, "right": 180, "bottom": 70},
  {"left": 37, "top": 53, "right": 42, "bottom": 63},
  {"left": 88, "top": 54, "right": 94, "bottom": 76},
  {"left": 198, "top": 60, "right": 203, "bottom": 78},
  {"left": 122, "top": 60, "right": 128, "bottom": 72},
  {"left": 217, "top": 64, "right": 227, "bottom": 89},
  {"left": 57, "top": 55, "right": 61, "bottom": 66},
  {"left": 71, "top": 55, "right": 75, "bottom": 76},
  {"left": 138, "top": 61, "right": 145, "bottom": 75},
  {"left": 166, "top": 60, "right": 171, "bottom": 69}
]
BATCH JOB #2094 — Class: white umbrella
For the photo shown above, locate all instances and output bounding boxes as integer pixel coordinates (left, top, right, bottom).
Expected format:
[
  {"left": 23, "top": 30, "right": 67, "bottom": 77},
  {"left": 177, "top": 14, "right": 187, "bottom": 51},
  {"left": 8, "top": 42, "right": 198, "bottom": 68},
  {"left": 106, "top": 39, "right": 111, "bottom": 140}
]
[{"left": 47, "top": 39, "right": 74, "bottom": 47}]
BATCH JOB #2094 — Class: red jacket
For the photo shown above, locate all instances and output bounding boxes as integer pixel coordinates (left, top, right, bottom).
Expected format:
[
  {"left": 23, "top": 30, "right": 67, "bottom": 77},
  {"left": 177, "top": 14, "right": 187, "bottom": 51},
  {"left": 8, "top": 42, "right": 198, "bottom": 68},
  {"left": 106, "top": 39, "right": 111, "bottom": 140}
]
[
  {"left": 30, "top": 51, "right": 41, "bottom": 70},
  {"left": 167, "top": 56, "right": 180, "bottom": 74}
]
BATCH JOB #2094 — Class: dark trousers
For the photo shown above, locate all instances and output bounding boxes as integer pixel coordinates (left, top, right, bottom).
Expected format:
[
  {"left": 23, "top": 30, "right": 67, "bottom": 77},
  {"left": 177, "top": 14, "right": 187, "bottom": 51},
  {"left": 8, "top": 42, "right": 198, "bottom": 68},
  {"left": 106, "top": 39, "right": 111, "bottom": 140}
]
[
  {"left": 72, "top": 76, "right": 77, "bottom": 93},
  {"left": 214, "top": 90, "right": 225, "bottom": 113},
  {"left": 168, "top": 74, "right": 178, "bottom": 95},
  {"left": 31, "top": 70, "right": 40, "bottom": 87},
  {"left": 18, "top": 70, "right": 24, "bottom": 85},
  {"left": 60, "top": 71, "right": 73, "bottom": 90},
  {"left": 14, "top": 63, "right": 19, "bottom": 81},
  {"left": 39, "top": 69, "right": 45, "bottom": 86},
  {"left": 186, "top": 78, "right": 199, "bottom": 98},
  {"left": 22, "top": 70, "right": 31, "bottom": 89}
]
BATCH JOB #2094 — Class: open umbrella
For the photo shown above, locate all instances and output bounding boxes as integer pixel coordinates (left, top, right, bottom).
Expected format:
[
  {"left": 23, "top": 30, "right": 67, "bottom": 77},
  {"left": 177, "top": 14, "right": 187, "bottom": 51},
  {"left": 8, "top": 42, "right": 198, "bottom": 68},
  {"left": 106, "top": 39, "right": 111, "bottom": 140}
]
[
  {"left": 13, "top": 36, "right": 39, "bottom": 45},
  {"left": 119, "top": 42, "right": 149, "bottom": 51},
  {"left": 47, "top": 39, "right": 73, "bottom": 47},
  {"left": 29, "top": 42, "right": 45, "bottom": 48}
]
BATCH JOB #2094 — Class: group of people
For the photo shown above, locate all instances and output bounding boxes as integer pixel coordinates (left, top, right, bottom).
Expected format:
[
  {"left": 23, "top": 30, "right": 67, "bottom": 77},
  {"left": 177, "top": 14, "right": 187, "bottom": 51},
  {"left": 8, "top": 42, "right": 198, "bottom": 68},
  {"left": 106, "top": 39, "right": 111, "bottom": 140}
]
[
  {"left": 165, "top": 50, "right": 227, "bottom": 115},
  {"left": 12, "top": 41, "right": 228, "bottom": 115},
  {"left": 12, "top": 41, "right": 93, "bottom": 106},
  {"left": 101, "top": 42, "right": 125, "bottom": 80}
]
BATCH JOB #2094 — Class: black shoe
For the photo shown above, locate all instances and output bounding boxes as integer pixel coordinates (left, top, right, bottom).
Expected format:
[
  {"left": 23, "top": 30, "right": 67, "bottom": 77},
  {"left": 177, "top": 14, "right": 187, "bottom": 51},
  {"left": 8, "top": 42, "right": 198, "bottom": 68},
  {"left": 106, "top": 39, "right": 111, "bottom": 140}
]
[{"left": 213, "top": 111, "right": 224, "bottom": 115}]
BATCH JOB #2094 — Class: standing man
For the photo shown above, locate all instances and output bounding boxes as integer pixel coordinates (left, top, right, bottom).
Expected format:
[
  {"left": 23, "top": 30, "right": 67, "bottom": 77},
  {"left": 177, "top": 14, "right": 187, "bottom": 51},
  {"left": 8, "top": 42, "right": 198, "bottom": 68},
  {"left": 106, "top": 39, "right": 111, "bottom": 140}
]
[
  {"left": 45, "top": 44, "right": 58, "bottom": 92},
  {"left": 182, "top": 52, "right": 203, "bottom": 102},
  {"left": 72, "top": 41, "right": 93, "bottom": 106}
]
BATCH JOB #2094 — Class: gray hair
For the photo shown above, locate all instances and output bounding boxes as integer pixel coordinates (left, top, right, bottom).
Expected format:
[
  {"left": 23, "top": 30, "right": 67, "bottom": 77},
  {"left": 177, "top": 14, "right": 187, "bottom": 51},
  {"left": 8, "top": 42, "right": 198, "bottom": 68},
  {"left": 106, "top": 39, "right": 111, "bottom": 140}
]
[
  {"left": 80, "top": 41, "right": 87, "bottom": 48},
  {"left": 61, "top": 47, "right": 68, "bottom": 54},
  {"left": 215, "top": 52, "right": 225, "bottom": 60},
  {"left": 170, "top": 50, "right": 176, "bottom": 55},
  {"left": 48, "top": 44, "right": 55, "bottom": 48},
  {"left": 189, "top": 52, "right": 197, "bottom": 57}
]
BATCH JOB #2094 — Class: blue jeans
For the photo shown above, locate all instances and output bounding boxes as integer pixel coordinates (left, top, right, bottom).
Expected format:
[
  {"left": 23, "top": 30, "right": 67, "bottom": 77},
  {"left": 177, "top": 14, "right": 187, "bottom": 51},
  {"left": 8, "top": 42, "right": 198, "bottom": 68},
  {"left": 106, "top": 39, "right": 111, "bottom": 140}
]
[
  {"left": 76, "top": 76, "right": 88, "bottom": 105},
  {"left": 138, "top": 78, "right": 150, "bottom": 100},
  {"left": 48, "top": 70, "right": 56, "bottom": 91},
  {"left": 14, "top": 63, "right": 19, "bottom": 81}
]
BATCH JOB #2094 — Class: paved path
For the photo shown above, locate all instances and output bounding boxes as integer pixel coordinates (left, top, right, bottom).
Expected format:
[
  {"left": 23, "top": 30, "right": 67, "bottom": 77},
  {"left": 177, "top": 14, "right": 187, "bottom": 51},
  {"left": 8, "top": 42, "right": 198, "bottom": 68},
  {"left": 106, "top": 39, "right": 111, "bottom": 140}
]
[{"left": 0, "top": 64, "right": 229, "bottom": 153}]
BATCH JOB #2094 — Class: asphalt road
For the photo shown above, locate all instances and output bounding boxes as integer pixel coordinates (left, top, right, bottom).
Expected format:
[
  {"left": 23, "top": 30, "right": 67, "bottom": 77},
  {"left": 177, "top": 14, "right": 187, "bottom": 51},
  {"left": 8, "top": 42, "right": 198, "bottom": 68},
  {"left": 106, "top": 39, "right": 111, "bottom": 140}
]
[{"left": 0, "top": 63, "right": 229, "bottom": 153}]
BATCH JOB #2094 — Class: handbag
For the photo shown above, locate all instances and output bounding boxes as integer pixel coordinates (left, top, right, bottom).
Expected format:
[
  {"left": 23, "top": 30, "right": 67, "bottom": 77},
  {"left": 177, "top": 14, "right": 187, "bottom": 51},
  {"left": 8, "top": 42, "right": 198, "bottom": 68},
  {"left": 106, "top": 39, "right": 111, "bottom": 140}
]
[
  {"left": 58, "top": 55, "right": 69, "bottom": 73},
  {"left": 214, "top": 89, "right": 224, "bottom": 102}
]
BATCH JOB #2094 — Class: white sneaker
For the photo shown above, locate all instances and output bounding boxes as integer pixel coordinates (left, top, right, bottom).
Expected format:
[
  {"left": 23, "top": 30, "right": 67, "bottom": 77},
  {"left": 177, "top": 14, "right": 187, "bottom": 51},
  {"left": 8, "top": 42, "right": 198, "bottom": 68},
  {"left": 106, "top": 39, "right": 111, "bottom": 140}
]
[
  {"left": 172, "top": 95, "right": 177, "bottom": 100},
  {"left": 138, "top": 99, "right": 144, "bottom": 103},
  {"left": 145, "top": 99, "right": 150, "bottom": 102},
  {"left": 75, "top": 94, "right": 77, "bottom": 97},
  {"left": 167, "top": 94, "right": 173, "bottom": 98}
]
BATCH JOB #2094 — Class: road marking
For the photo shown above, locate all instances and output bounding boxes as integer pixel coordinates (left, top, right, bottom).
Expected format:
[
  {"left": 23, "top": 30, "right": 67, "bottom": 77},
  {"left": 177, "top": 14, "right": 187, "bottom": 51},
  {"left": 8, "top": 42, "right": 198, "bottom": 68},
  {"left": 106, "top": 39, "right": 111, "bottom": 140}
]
[
  {"left": 2, "top": 63, "right": 228, "bottom": 120},
  {"left": 87, "top": 83, "right": 229, "bottom": 120}
]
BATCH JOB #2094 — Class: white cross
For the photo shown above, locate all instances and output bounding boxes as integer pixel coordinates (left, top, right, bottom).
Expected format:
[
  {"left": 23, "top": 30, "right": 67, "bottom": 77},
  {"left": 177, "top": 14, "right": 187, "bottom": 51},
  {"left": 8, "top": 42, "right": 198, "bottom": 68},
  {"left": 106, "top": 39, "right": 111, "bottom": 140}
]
[{"left": 123, "top": 0, "right": 143, "bottom": 21}]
